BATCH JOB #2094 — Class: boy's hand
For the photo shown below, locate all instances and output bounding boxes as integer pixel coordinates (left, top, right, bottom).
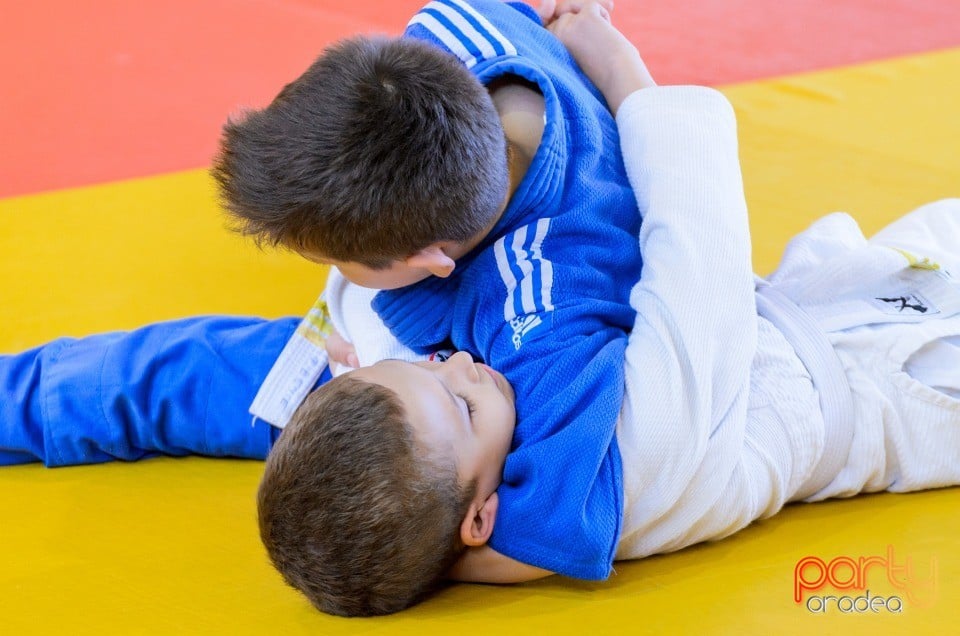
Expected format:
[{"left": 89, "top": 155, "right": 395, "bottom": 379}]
[
  {"left": 537, "top": 0, "right": 614, "bottom": 25},
  {"left": 543, "top": 1, "right": 656, "bottom": 115},
  {"left": 325, "top": 331, "right": 359, "bottom": 372}
]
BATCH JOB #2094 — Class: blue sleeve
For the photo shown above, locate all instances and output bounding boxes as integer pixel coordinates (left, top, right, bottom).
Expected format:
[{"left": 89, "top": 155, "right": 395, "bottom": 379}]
[
  {"left": 0, "top": 316, "right": 314, "bottom": 467},
  {"left": 505, "top": 1, "right": 541, "bottom": 24},
  {"left": 403, "top": 0, "right": 541, "bottom": 66}
]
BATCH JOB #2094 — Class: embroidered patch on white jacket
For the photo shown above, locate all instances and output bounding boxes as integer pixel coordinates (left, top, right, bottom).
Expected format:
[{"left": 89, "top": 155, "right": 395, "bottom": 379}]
[{"left": 871, "top": 291, "right": 941, "bottom": 317}]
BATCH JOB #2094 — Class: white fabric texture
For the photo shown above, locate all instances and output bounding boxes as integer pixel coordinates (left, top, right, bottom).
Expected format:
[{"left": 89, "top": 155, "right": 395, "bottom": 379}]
[
  {"left": 614, "top": 84, "right": 960, "bottom": 557},
  {"left": 868, "top": 199, "right": 960, "bottom": 401},
  {"left": 612, "top": 87, "right": 820, "bottom": 558},
  {"left": 776, "top": 203, "right": 960, "bottom": 498},
  {"left": 323, "top": 267, "right": 428, "bottom": 376}
]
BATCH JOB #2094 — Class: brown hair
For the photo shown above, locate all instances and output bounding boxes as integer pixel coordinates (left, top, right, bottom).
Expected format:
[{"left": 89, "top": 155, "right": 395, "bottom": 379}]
[
  {"left": 257, "top": 374, "right": 476, "bottom": 616},
  {"left": 213, "top": 35, "right": 509, "bottom": 269}
]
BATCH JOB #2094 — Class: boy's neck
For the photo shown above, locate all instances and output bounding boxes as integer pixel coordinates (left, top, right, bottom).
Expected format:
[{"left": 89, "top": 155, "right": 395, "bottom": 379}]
[
  {"left": 447, "top": 78, "right": 545, "bottom": 260},
  {"left": 489, "top": 77, "right": 545, "bottom": 194}
]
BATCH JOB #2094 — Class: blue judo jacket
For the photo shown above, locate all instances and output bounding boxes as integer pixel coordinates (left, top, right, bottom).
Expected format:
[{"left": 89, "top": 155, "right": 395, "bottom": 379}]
[{"left": 374, "top": 0, "right": 643, "bottom": 578}]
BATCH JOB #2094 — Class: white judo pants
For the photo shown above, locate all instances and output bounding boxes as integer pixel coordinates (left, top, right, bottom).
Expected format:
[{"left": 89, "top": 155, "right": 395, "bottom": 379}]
[{"left": 617, "top": 200, "right": 960, "bottom": 560}]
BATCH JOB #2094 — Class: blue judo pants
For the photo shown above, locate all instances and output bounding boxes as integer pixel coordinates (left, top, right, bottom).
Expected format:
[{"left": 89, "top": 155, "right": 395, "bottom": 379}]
[{"left": 0, "top": 316, "right": 328, "bottom": 467}]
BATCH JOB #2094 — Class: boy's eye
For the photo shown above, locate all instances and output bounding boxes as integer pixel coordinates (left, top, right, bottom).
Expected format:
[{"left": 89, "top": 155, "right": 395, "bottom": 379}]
[{"left": 460, "top": 395, "right": 478, "bottom": 418}]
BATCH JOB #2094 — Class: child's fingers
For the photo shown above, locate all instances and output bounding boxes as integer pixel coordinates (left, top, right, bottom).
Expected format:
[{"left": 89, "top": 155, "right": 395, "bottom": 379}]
[
  {"left": 580, "top": 1, "right": 612, "bottom": 21},
  {"left": 325, "top": 332, "right": 359, "bottom": 369},
  {"left": 556, "top": 0, "right": 614, "bottom": 17},
  {"left": 537, "top": 0, "right": 557, "bottom": 23},
  {"left": 546, "top": 2, "right": 611, "bottom": 40},
  {"left": 540, "top": 0, "right": 613, "bottom": 25}
]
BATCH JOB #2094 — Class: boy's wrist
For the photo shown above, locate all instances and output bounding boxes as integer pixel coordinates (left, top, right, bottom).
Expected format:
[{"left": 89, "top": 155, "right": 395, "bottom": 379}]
[{"left": 599, "top": 52, "right": 657, "bottom": 115}]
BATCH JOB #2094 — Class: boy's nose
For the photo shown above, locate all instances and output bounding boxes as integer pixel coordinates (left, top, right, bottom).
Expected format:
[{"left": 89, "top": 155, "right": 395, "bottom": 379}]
[{"left": 445, "top": 351, "right": 480, "bottom": 381}]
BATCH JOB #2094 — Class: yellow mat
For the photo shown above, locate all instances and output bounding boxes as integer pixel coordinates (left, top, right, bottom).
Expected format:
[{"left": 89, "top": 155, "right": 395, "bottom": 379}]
[{"left": 2, "top": 49, "right": 959, "bottom": 634}]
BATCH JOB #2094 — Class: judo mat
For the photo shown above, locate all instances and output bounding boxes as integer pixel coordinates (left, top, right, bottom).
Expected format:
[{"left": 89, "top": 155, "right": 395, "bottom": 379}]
[{"left": 1, "top": 1, "right": 958, "bottom": 633}]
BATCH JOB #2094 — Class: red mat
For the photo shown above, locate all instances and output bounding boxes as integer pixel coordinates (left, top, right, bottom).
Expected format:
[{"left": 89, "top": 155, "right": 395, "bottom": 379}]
[{"left": 2, "top": 0, "right": 959, "bottom": 198}]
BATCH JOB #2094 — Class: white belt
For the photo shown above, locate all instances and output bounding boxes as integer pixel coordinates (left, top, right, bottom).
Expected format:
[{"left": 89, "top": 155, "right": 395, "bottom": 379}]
[{"left": 755, "top": 279, "right": 855, "bottom": 500}]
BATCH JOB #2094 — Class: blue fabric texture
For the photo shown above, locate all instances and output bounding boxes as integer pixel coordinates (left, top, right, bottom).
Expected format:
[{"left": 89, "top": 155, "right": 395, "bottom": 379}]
[
  {"left": 0, "top": 317, "right": 307, "bottom": 467},
  {"left": 375, "top": 0, "right": 643, "bottom": 580}
]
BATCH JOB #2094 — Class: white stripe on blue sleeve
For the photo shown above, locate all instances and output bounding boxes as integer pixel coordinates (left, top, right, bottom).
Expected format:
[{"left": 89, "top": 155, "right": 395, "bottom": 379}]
[
  {"left": 531, "top": 218, "right": 554, "bottom": 311},
  {"left": 494, "top": 220, "right": 555, "bottom": 321},
  {"left": 408, "top": 0, "right": 517, "bottom": 67},
  {"left": 495, "top": 232, "right": 520, "bottom": 321},
  {"left": 444, "top": 0, "right": 517, "bottom": 57},
  {"left": 408, "top": 12, "right": 478, "bottom": 68},
  {"left": 510, "top": 230, "right": 532, "bottom": 315},
  {"left": 425, "top": 2, "right": 498, "bottom": 60}
]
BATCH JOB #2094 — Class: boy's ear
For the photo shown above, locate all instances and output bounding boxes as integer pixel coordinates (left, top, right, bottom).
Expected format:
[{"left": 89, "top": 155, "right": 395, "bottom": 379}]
[
  {"left": 459, "top": 492, "right": 499, "bottom": 547},
  {"left": 405, "top": 245, "right": 456, "bottom": 278}
]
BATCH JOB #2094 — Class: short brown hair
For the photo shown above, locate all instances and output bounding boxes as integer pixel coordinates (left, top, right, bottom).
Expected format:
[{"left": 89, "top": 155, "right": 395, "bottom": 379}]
[
  {"left": 257, "top": 374, "right": 476, "bottom": 616},
  {"left": 213, "top": 35, "right": 509, "bottom": 269}
]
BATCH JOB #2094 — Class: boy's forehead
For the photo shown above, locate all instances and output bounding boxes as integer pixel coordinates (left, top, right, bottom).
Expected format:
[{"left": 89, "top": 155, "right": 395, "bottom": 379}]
[
  {"left": 360, "top": 359, "right": 414, "bottom": 379},
  {"left": 352, "top": 362, "right": 460, "bottom": 441},
  {"left": 353, "top": 361, "right": 429, "bottom": 400}
]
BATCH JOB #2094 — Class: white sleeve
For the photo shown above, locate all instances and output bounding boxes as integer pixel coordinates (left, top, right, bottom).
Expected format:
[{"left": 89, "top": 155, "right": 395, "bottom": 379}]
[
  {"left": 324, "top": 268, "right": 430, "bottom": 374},
  {"left": 614, "top": 87, "right": 757, "bottom": 547}
]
